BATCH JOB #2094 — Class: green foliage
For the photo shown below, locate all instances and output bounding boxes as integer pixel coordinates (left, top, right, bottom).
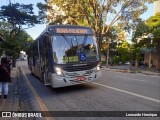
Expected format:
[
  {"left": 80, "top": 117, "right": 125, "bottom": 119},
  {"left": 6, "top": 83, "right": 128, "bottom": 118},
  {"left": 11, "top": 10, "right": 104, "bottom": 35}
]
[
  {"left": 114, "top": 41, "right": 131, "bottom": 63},
  {"left": 117, "top": 47, "right": 130, "bottom": 63},
  {"left": 0, "top": 21, "right": 11, "bottom": 37},
  {"left": 16, "top": 31, "right": 33, "bottom": 51},
  {"left": 0, "top": 21, "right": 33, "bottom": 58},
  {"left": 0, "top": 36, "right": 20, "bottom": 59},
  {"left": 131, "top": 12, "right": 160, "bottom": 68},
  {"left": 37, "top": 0, "right": 157, "bottom": 65},
  {"left": 0, "top": 3, "right": 39, "bottom": 26},
  {"left": 146, "top": 12, "right": 160, "bottom": 49},
  {"left": 132, "top": 12, "right": 160, "bottom": 49},
  {"left": 37, "top": 0, "right": 154, "bottom": 48},
  {"left": 45, "top": 0, "right": 96, "bottom": 27},
  {"left": 130, "top": 44, "right": 142, "bottom": 61},
  {"left": 146, "top": 13, "right": 160, "bottom": 28},
  {"left": 0, "top": 3, "right": 40, "bottom": 36},
  {"left": 146, "top": 12, "right": 160, "bottom": 69},
  {"left": 100, "top": 26, "right": 118, "bottom": 58},
  {"left": 113, "top": 56, "right": 120, "bottom": 64},
  {"left": 132, "top": 19, "right": 150, "bottom": 43},
  {"left": 0, "top": 3, "right": 37, "bottom": 61}
]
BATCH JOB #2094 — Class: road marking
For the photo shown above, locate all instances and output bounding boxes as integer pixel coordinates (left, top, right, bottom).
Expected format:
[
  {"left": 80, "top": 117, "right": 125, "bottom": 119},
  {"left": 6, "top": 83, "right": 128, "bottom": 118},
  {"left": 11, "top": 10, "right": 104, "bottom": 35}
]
[
  {"left": 92, "top": 82, "right": 160, "bottom": 103},
  {"left": 114, "top": 76, "right": 148, "bottom": 82},
  {"left": 21, "top": 69, "right": 53, "bottom": 120}
]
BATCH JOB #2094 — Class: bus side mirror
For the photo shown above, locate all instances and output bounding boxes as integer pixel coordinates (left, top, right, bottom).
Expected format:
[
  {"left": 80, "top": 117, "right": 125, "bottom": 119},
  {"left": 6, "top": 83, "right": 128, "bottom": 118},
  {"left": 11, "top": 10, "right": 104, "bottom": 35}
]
[{"left": 45, "top": 32, "right": 49, "bottom": 35}]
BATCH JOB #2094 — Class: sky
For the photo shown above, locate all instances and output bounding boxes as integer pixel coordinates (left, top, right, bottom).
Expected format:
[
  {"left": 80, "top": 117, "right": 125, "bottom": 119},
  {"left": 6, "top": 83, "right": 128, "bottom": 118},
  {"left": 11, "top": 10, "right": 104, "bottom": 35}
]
[{"left": 0, "top": 0, "right": 154, "bottom": 40}]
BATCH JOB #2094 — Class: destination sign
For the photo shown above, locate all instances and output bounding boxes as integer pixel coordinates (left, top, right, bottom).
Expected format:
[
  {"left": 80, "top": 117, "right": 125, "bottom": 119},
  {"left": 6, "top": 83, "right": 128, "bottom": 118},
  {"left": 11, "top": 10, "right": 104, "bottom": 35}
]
[{"left": 55, "top": 28, "right": 89, "bottom": 34}]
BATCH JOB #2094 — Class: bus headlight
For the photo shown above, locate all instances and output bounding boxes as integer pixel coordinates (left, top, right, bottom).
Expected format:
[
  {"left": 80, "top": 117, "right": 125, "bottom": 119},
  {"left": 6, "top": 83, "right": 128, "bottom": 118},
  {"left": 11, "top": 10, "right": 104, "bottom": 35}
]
[
  {"left": 96, "top": 66, "right": 100, "bottom": 71},
  {"left": 55, "top": 67, "right": 64, "bottom": 76},
  {"left": 95, "top": 64, "right": 101, "bottom": 72}
]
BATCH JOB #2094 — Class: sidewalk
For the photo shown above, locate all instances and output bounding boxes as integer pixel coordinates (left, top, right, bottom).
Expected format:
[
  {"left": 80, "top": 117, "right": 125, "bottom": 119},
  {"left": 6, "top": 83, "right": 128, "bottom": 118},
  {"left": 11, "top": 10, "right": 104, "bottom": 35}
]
[
  {"left": 102, "top": 65, "right": 160, "bottom": 76},
  {"left": 0, "top": 68, "right": 19, "bottom": 113}
]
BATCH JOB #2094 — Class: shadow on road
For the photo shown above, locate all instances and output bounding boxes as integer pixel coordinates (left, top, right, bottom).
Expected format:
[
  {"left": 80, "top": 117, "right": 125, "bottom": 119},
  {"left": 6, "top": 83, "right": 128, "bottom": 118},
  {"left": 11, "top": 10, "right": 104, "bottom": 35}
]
[
  {"left": 49, "top": 83, "right": 98, "bottom": 94},
  {"left": 25, "top": 72, "right": 99, "bottom": 96}
]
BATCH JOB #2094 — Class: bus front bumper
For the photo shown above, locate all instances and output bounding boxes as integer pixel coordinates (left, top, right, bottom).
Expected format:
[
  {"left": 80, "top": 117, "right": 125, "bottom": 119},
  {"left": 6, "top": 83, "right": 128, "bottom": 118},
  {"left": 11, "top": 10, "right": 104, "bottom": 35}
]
[{"left": 51, "top": 70, "right": 102, "bottom": 88}]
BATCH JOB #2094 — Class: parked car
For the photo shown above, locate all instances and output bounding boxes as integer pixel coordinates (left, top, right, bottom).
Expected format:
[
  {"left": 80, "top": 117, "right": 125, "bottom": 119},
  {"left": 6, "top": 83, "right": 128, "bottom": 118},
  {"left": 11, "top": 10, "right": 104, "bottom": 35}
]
[
  {"left": 125, "top": 61, "right": 131, "bottom": 65},
  {"left": 19, "top": 53, "right": 27, "bottom": 60}
]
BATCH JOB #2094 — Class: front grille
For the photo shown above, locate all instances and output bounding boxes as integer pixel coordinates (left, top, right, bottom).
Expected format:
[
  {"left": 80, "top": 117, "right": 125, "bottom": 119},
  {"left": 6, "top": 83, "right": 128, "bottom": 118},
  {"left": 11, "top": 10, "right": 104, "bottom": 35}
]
[{"left": 59, "top": 62, "right": 98, "bottom": 72}]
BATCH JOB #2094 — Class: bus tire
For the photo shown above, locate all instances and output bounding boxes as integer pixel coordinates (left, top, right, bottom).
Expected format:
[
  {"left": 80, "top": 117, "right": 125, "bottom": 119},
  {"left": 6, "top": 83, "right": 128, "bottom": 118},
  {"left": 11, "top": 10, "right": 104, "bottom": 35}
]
[{"left": 31, "top": 72, "right": 34, "bottom": 76}]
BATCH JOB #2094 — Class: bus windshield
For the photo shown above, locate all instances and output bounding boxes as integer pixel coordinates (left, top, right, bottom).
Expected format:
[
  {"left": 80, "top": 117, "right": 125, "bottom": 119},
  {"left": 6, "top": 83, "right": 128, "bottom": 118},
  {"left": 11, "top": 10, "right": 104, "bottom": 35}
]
[{"left": 52, "top": 35, "right": 100, "bottom": 64}]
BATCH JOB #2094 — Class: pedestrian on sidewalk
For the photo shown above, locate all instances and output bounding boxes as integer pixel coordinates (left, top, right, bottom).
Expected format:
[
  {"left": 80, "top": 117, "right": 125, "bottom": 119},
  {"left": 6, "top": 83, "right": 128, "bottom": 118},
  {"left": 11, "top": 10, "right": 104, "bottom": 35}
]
[
  {"left": 0, "top": 57, "right": 11, "bottom": 99},
  {"left": 141, "top": 61, "right": 145, "bottom": 69}
]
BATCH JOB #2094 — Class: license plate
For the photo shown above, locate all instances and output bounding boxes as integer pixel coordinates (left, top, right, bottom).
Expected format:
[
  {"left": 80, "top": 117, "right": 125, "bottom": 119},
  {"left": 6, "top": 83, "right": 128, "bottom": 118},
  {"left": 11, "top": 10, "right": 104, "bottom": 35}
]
[
  {"left": 86, "top": 70, "right": 93, "bottom": 74},
  {"left": 76, "top": 76, "right": 86, "bottom": 81}
]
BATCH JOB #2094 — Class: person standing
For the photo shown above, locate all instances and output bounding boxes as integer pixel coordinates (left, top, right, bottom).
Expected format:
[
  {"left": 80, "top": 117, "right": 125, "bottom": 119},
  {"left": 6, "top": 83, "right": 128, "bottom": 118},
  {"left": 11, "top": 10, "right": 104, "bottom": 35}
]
[{"left": 0, "top": 57, "right": 11, "bottom": 99}]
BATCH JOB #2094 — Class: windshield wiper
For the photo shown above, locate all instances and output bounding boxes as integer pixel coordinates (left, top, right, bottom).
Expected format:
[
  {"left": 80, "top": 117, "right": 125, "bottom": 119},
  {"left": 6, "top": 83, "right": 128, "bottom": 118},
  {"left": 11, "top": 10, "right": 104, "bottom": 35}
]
[
  {"left": 61, "top": 34, "right": 73, "bottom": 47},
  {"left": 82, "top": 34, "right": 88, "bottom": 46}
]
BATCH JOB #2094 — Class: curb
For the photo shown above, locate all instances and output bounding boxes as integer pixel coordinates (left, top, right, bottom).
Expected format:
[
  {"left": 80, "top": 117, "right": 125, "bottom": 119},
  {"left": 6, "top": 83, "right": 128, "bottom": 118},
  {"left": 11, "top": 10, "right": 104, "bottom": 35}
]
[
  {"left": 12, "top": 68, "right": 20, "bottom": 111},
  {"left": 102, "top": 67, "right": 131, "bottom": 73},
  {"left": 102, "top": 67, "right": 160, "bottom": 76},
  {"left": 138, "top": 71, "right": 160, "bottom": 76}
]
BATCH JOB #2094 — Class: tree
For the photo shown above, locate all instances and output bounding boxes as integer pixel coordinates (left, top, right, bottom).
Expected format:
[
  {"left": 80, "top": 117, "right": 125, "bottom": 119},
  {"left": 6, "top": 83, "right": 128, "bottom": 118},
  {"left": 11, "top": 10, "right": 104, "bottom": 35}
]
[
  {"left": 129, "top": 44, "right": 142, "bottom": 67},
  {"left": 0, "top": 36, "right": 21, "bottom": 59},
  {"left": 101, "top": 26, "right": 118, "bottom": 62},
  {"left": 132, "top": 19, "right": 150, "bottom": 44},
  {"left": 37, "top": 0, "right": 155, "bottom": 48},
  {"left": 0, "top": 3, "right": 39, "bottom": 66},
  {"left": 146, "top": 12, "right": 160, "bottom": 49},
  {"left": 16, "top": 31, "right": 33, "bottom": 52},
  {"left": 0, "top": 21, "right": 12, "bottom": 37},
  {"left": 115, "top": 41, "right": 130, "bottom": 63},
  {"left": 132, "top": 12, "right": 160, "bottom": 69},
  {"left": 0, "top": 3, "right": 40, "bottom": 37},
  {"left": 0, "top": 21, "right": 33, "bottom": 66},
  {"left": 146, "top": 12, "right": 160, "bottom": 70}
]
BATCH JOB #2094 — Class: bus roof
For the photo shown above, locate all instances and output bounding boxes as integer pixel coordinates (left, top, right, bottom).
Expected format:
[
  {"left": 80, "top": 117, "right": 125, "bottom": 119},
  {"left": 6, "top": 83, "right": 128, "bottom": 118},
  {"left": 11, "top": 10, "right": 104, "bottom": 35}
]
[{"left": 35, "top": 25, "right": 95, "bottom": 41}]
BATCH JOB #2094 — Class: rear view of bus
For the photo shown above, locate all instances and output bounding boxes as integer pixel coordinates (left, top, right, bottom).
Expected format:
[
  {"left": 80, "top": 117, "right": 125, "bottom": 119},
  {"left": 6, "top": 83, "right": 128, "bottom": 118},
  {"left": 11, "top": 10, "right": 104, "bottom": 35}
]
[{"left": 28, "top": 25, "right": 102, "bottom": 88}]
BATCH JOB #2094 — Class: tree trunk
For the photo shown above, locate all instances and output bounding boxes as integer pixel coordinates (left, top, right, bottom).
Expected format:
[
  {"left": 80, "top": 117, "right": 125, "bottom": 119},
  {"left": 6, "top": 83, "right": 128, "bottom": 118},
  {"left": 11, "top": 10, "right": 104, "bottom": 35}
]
[
  {"left": 157, "top": 59, "right": 160, "bottom": 70},
  {"left": 135, "top": 59, "right": 138, "bottom": 67},
  {"left": 12, "top": 58, "right": 16, "bottom": 67},
  {"left": 96, "top": 32, "right": 102, "bottom": 49}
]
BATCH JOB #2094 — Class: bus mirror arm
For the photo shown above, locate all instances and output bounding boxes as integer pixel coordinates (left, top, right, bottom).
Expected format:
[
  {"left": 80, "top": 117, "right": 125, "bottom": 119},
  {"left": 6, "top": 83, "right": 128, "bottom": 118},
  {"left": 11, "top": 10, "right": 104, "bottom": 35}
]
[{"left": 46, "top": 32, "right": 49, "bottom": 35}]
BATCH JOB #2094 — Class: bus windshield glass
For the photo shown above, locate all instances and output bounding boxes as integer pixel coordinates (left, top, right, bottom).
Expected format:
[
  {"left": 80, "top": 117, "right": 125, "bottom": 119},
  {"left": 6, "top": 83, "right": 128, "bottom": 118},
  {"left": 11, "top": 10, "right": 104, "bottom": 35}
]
[{"left": 52, "top": 35, "right": 100, "bottom": 64}]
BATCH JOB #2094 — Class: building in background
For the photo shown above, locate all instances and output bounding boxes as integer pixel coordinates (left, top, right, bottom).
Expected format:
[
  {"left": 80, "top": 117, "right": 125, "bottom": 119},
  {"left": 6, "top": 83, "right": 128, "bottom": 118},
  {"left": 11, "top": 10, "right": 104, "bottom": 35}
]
[{"left": 154, "top": 0, "right": 160, "bottom": 15}]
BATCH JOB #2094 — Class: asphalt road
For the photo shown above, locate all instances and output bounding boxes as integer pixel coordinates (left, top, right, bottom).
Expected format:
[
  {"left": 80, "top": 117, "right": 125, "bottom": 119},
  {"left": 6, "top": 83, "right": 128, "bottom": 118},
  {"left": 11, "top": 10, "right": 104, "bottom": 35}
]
[{"left": 17, "top": 61, "right": 160, "bottom": 120}]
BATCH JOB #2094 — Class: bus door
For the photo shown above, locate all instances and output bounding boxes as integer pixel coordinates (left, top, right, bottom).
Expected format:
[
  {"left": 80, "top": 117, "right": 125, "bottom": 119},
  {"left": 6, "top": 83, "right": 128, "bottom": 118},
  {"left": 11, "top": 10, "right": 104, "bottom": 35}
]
[
  {"left": 39, "top": 36, "right": 52, "bottom": 85},
  {"left": 39, "top": 37, "right": 45, "bottom": 83},
  {"left": 44, "top": 36, "right": 52, "bottom": 85}
]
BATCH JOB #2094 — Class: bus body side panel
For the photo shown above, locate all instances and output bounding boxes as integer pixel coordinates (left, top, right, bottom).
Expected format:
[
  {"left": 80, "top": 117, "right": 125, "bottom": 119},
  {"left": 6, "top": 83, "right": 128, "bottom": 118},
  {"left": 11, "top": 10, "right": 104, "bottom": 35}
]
[{"left": 38, "top": 35, "right": 46, "bottom": 82}]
